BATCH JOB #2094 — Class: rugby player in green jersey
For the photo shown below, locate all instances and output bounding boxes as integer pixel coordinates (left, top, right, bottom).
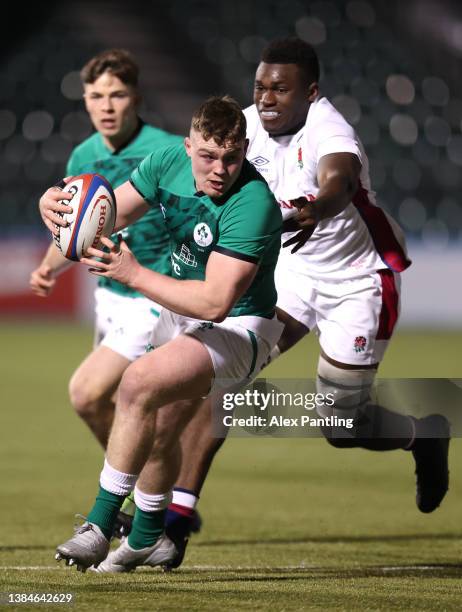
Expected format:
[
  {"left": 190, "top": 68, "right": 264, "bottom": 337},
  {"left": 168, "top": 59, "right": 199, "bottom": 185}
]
[
  {"left": 30, "top": 50, "right": 184, "bottom": 530},
  {"left": 39, "top": 95, "right": 283, "bottom": 572},
  {"left": 32, "top": 49, "right": 181, "bottom": 447}
]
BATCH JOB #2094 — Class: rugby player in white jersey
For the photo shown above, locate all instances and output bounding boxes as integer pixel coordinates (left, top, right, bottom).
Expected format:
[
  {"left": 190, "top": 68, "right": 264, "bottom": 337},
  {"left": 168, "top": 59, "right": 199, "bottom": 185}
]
[
  {"left": 162, "top": 37, "right": 450, "bottom": 568},
  {"left": 246, "top": 38, "right": 450, "bottom": 468}
]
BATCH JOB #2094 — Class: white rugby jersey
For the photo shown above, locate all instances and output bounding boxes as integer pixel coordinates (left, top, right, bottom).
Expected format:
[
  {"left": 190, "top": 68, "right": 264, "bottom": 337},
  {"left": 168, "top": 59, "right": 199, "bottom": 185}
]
[{"left": 244, "top": 97, "right": 411, "bottom": 279}]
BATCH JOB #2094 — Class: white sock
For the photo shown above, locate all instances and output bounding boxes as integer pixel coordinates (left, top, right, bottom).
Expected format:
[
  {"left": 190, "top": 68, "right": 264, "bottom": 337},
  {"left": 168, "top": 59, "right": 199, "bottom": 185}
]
[
  {"left": 172, "top": 489, "right": 199, "bottom": 509},
  {"left": 134, "top": 487, "right": 172, "bottom": 512},
  {"left": 99, "top": 459, "right": 138, "bottom": 496}
]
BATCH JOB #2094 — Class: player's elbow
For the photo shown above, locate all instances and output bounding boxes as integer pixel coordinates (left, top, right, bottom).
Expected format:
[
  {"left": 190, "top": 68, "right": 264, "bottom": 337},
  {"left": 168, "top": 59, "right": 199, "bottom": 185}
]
[
  {"left": 208, "top": 305, "right": 231, "bottom": 323},
  {"left": 202, "top": 278, "right": 248, "bottom": 322},
  {"left": 206, "top": 297, "right": 235, "bottom": 323}
]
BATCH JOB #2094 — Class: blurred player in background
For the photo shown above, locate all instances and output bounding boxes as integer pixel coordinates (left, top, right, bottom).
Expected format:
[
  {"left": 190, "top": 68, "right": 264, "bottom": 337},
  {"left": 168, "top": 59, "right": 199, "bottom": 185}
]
[
  {"left": 161, "top": 37, "right": 451, "bottom": 567},
  {"left": 29, "top": 49, "right": 191, "bottom": 536},
  {"left": 39, "top": 95, "right": 283, "bottom": 572}
]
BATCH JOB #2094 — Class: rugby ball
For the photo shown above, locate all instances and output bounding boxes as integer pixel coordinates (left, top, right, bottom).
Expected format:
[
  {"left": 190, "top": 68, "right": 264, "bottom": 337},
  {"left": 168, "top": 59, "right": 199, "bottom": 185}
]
[{"left": 53, "top": 174, "right": 116, "bottom": 261}]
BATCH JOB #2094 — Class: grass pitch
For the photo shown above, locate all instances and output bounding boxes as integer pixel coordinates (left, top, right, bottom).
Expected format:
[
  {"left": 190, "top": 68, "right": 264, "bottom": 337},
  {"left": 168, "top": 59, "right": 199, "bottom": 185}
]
[{"left": 1, "top": 322, "right": 461, "bottom": 610}]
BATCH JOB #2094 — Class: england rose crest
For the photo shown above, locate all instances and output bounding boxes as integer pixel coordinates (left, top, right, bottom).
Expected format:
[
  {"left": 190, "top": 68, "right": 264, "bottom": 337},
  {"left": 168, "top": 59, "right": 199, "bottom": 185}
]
[{"left": 354, "top": 336, "right": 367, "bottom": 353}]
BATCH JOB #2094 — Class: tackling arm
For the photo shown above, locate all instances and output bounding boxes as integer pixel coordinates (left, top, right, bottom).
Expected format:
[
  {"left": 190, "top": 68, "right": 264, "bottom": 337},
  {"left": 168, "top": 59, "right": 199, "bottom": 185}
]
[
  {"left": 283, "top": 152, "right": 361, "bottom": 252},
  {"left": 314, "top": 152, "right": 362, "bottom": 219}
]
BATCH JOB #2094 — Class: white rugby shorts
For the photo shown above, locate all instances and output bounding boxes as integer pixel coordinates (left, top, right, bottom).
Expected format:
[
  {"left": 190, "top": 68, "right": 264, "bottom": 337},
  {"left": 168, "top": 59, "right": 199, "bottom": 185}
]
[
  {"left": 94, "top": 287, "right": 163, "bottom": 361},
  {"left": 275, "top": 262, "right": 401, "bottom": 365},
  {"left": 151, "top": 308, "right": 284, "bottom": 393}
]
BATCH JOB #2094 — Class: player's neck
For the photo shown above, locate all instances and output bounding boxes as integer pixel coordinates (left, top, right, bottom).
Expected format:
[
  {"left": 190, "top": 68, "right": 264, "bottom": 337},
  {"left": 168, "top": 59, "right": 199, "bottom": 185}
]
[
  {"left": 103, "top": 117, "right": 142, "bottom": 153},
  {"left": 268, "top": 118, "right": 306, "bottom": 138}
]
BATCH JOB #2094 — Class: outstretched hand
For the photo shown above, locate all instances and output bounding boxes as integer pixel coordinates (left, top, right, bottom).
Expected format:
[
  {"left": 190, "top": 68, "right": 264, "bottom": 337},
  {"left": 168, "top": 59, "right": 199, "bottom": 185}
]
[
  {"left": 29, "top": 264, "right": 56, "bottom": 297},
  {"left": 80, "top": 235, "right": 140, "bottom": 287},
  {"left": 282, "top": 196, "right": 319, "bottom": 253}
]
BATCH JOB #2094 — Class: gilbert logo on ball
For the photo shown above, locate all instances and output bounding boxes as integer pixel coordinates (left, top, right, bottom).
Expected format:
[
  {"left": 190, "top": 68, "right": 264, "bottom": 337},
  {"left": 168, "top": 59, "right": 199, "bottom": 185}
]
[{"left": 53, "top": 174, "right": 116, "bottom": 261}]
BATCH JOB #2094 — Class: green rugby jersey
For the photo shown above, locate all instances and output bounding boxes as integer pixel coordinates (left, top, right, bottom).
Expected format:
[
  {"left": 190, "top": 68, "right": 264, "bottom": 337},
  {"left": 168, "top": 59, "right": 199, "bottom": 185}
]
[
  {"left": 67, "top": 121, "right": 182, "bottom": 297},
  {"left": 130, "top": 144, "right": 282, "bottom": 318}
]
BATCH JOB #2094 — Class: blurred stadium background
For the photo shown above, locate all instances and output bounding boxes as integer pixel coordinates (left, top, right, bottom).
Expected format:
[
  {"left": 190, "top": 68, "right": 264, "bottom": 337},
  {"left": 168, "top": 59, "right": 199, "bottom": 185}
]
[
  {"left": 1, "top": 2, "right": 461, "bottom": 608},
  {"left": 0, "top": 0, "right": 460, "bottom": 328}
]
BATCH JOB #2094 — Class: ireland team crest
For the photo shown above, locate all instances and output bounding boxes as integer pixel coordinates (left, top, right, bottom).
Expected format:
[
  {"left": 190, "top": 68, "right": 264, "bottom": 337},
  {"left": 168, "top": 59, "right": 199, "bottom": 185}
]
[
  {"left": 354, "top": 336, "right": 367, "bottom": 353},
  {"left": 193, "top": 222, "right": 213, "bottom": 247}
]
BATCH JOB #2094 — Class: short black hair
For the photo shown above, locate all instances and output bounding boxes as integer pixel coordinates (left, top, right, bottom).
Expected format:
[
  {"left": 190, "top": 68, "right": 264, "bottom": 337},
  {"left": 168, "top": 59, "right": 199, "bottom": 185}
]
[{"left": 261, "top": 37, "right": 320, "bottom": 83}]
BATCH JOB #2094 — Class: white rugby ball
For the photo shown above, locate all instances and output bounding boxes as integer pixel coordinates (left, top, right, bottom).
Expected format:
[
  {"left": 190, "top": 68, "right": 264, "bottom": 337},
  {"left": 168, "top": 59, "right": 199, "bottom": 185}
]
[{"left": 53, "top": 174, "right": 116, "bottom": 261}]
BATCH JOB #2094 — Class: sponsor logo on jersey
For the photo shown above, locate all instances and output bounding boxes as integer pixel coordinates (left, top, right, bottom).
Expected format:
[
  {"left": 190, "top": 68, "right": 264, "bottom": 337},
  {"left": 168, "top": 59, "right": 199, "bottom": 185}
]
[
  {"left": 172, "top": 244, "right": 198, "bottom": 273},
  {"left": 250, "top": 155, "right": 269, "bottom": 167},
  {"left": 297, "top": 146, "right": 303, "bottom": 169},
  {"left": 193, "top": 223, "right": 213, "bottom": 247},
  {"left": 353, "top": 336, "right": 367, "bottom": 353}
]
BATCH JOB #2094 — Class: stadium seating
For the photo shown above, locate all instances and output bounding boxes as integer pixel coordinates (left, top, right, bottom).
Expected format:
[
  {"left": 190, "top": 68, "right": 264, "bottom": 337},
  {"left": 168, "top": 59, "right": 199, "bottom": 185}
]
[{"left": 0, "top": 0, "right": 461, "bottom": 247}]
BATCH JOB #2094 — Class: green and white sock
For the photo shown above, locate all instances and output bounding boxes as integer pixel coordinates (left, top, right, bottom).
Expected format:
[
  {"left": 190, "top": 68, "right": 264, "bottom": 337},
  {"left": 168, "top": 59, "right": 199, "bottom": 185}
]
[
  {"left": 87, "top": 460, "right": 138, "bottom": 539},
  {"left": 128, "top": 508, "right": 166, "bottom": 549},
  {"left": 87, "top": 486, "right": 126, "bottom": 540},
  {"left": 127, "top": 487, "right": 172, "bottom": 550}
]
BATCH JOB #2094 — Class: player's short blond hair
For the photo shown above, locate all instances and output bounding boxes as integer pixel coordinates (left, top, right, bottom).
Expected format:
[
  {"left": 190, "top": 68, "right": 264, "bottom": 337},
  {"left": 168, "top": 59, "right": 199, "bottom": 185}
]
[
  {"left": 80, "top": 49, "right": 139, "bottom": 87},
  {"left": 191, "top": 96, "right": 246, "bottom": 147}
]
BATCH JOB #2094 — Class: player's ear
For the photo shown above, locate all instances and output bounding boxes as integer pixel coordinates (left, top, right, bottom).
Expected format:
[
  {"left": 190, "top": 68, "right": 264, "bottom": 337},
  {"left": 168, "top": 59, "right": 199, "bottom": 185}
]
[
  {"left": 307, "top": 81, "right": 319, "bottom": 103},
  {"left": 184, "top": 136, "right": 192, "bottom": 157},
  {"left": 83, "top": 93, "right": 91, "bottom": 113}
]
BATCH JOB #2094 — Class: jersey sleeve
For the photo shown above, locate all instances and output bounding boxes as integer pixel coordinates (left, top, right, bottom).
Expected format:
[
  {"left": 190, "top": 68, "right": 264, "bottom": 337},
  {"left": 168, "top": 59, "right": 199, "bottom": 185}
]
[
  {"left": 214, "top": 187, "right": 281, "bottom": 264},
  {"left": 306, "top": 99, "right": 362, "bottom": 163},
  {"left": 129, "top": 152, "right": 162, "bottom": 206},
  {"left": 315, "top": 122, "right": 362, "bottom": 163}
]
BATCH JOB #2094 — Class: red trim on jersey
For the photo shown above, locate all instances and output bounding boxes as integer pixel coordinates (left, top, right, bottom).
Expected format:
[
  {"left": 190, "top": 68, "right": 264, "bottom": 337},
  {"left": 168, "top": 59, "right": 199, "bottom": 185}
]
[
  {"left": 352, "top": 184, "right": 411, "bottom": 273},
  {"left": 376, "top": 269, "right": 399, "bottom": 340},
  {"left": 168, "top": 503, "right": 195, "bottom": 518}
]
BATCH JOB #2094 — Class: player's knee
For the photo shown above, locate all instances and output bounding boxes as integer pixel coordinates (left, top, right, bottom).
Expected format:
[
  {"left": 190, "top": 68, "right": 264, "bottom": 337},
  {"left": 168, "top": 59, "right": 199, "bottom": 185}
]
[
  {"left": 68, "top": 373, "right": 105, "bottom": 418},
  {"left": 118, "top": 361, "right": 158, "bottom": 415},
  {"left": 315, "top": 355, "right": 376, "bottom": 447}
]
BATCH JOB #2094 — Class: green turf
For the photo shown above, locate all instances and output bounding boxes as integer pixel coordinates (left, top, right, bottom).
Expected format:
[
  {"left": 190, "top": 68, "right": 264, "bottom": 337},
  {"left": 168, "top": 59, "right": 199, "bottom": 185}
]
[{"left": 1, "top": 322, "right": 461, "bottom": 610}]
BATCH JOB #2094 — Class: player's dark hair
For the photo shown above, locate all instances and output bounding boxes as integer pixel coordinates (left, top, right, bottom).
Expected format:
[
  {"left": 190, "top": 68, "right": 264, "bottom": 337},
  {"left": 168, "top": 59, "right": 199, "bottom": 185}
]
[
  {"left": 261, "top": 37, "right": 320, "bottom": 83},
  {"left": 81, "top": 49, "right": 139, "bottom": 87},
  {"left": 191, "top": 96, "right": 246, "bottom": 146}
]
